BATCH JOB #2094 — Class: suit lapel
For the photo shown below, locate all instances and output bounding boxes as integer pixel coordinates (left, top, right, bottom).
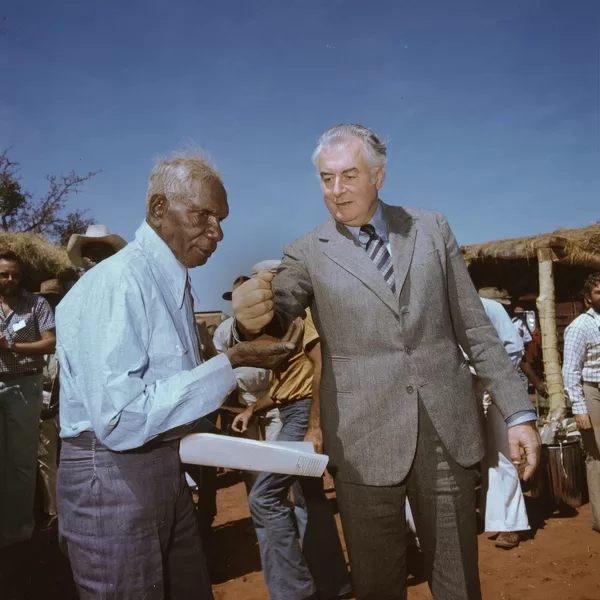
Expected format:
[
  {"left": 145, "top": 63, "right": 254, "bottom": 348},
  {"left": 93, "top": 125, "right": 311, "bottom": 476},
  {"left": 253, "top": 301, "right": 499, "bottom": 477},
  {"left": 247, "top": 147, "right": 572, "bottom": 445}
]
[
  {"left": 382, "top": 202, "right": 417, "bottom": 298},
  {"left": 318, "top": 219, "right": 400, "bottom": 316}
]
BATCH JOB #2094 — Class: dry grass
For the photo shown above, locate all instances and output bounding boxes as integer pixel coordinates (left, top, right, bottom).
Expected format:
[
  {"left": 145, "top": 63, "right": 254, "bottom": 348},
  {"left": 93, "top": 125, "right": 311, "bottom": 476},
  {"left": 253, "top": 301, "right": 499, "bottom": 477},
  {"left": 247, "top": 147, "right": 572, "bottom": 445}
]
[
  {"left": 0, "top": 232, "right": 77, "bottom": 288},
  {"left": 462, "top": 222, "right": 600, "bottom": 268}
]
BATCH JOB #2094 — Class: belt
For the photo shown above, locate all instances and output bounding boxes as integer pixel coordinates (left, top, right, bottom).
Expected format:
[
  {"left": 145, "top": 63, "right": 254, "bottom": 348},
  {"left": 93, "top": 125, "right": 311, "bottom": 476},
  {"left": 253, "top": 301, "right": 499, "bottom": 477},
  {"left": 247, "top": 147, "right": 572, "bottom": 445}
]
[
  {"left": 583, "top": 381, "right": 600, "bottom": 388},
  {"left": 0, "top": 369, "right": 43, "bottom": 382}
]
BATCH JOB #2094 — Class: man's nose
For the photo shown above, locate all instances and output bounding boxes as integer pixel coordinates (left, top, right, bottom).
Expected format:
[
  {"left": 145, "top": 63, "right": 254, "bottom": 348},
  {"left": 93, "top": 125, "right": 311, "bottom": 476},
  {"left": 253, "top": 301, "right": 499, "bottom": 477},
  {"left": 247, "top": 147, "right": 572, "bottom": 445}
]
[
  {"left": 207, "top": 220, "right": 224, "bottom": 242},
  {"left": 332, "top": 177, "right": 345, "bottom": 197}
]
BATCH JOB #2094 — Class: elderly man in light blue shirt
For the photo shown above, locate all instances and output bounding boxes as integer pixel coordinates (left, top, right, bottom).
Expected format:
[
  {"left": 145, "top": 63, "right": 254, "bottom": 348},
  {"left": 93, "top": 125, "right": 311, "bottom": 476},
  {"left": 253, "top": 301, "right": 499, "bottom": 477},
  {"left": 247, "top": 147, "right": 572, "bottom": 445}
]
[{"left": 56, "top": 155, "right": 302, "bottom": 600}]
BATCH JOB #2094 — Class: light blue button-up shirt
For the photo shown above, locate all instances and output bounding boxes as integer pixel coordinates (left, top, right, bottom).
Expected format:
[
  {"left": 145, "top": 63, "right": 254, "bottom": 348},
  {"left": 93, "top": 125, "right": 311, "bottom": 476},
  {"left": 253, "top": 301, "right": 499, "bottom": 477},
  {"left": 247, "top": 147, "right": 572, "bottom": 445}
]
[
  {"left": 347, "top": 202, "right": 536, "bottom": 427},
  {"left": 57, "top": 221, "right": 237, "bottom": 451}
]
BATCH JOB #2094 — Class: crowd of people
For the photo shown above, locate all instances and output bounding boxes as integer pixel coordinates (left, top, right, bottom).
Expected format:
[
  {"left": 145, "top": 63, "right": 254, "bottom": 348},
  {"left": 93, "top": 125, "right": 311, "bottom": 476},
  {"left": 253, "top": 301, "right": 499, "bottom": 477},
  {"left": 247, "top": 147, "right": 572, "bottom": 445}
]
[{"left": 0, "top": 123, "right": 598, "bottom": 600}]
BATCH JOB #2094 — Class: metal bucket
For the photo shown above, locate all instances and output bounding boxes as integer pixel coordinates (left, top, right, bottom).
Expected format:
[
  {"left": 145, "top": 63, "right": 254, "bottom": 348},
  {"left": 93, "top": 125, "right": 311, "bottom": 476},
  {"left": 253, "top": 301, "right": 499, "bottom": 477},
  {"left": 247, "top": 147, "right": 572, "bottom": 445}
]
[{"left": 544, "top": 440, "right": 583, "bottom": 508}]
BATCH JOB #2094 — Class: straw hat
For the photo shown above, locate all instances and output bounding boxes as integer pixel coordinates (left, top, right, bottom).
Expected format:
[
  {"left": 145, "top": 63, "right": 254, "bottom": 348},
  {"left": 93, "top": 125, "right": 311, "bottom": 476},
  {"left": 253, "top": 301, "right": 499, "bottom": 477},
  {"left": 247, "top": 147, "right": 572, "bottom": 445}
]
[
  {"left": 251, "top": 259, "right": 281, "bottom": 275},
  {"left": 478, "top": 287, "right": 512, "bottom": 305},
  {"left": 67, "top": 224, "right": 127, "bottom": 268},
  {"left": 36, "top": 279, "right": 64, "bottom": 299}
]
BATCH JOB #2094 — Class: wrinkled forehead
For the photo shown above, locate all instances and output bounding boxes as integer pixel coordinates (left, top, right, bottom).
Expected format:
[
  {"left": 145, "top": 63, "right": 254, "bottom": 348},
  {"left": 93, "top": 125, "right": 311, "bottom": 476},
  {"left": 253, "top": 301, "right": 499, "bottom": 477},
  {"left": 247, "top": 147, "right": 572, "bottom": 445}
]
[
  {"left": 0, "top": 259, "right": 22, "bottom": 273},
  {"left": 178, "top": 177, "right": 229, "bottom": 218},
  {"left": 317, "top": 137, "right": 368, "bottom": 173}
]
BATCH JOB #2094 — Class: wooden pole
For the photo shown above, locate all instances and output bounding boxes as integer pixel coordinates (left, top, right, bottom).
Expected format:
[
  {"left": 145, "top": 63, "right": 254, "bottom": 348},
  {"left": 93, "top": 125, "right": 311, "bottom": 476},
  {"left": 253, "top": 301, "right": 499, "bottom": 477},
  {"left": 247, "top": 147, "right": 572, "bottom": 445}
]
[{"left": 536, "top": 248, "right": 566, "bottom": 420}]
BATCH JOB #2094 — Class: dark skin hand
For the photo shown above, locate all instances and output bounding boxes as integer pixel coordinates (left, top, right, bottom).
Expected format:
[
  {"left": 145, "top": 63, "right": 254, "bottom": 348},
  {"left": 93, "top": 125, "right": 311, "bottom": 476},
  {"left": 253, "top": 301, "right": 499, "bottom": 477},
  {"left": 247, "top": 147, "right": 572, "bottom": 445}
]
[{"left": 226, "top": 318, "right": 304, "bottom": 371}]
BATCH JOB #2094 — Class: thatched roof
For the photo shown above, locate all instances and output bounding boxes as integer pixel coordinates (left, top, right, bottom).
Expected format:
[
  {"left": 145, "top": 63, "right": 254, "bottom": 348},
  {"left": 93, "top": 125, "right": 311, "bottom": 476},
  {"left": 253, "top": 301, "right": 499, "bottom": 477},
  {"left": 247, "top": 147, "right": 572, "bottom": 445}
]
[
  {"left": 462, "top": 222, "right": 600, "bottom": 269},
  {"left": 0, "top": 232, "right": 77, "bottom": 290}
]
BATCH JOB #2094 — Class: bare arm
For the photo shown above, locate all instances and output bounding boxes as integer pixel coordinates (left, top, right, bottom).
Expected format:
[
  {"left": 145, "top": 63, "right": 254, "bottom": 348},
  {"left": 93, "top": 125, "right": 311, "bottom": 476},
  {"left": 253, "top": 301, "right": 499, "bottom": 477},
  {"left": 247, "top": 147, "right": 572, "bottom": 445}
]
[
  {"left": 304, "top": 339, "right": 324, "bottom": 453},
  {"left": 0, "top": 329, "right": 56, "bottom": 355},
  {"left": 519, "top": 360, "right": 547, "bottom": 398},
  {"left": 231, "top": 392, "right": 278, "bottom": 433}
]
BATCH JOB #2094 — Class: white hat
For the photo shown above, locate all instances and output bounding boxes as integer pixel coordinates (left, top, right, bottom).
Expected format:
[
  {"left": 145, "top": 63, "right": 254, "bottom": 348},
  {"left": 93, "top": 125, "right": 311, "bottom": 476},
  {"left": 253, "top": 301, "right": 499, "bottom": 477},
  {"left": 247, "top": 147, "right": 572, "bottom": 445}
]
[
  {"left": 67, "top": 224, "right": 127, "bottom": 268},
  {"left": 251, "top": 259, "right": 281, "bottom": 275}
]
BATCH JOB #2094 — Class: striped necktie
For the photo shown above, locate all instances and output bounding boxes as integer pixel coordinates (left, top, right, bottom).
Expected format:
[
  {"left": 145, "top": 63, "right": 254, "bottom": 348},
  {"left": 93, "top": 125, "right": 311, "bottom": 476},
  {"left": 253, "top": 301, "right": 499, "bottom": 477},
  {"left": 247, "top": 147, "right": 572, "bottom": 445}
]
[{"left": 360, "top": 224, "right": 396, "bottom": 293}]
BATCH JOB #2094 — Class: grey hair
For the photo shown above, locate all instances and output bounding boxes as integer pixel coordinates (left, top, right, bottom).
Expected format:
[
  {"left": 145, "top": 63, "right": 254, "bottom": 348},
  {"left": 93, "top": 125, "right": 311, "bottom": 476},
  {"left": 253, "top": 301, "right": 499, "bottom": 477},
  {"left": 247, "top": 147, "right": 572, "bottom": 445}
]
[
  {"left": 145, "top": 153, "right": 222, "bottom": 210},
  {"left": 311, "top": 124, "right": 387, "bottom": 182}
]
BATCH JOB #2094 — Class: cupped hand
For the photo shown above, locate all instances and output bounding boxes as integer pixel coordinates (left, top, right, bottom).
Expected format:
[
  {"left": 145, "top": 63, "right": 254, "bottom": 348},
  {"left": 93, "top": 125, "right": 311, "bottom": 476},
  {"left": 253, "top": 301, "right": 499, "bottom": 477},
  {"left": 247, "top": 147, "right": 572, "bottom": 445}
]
[
  {"left": 508, "top": 421, "right": 541, "bottom": 481},
  {"left": 226, "top": 318, "right": 304, "bottom": 370}
]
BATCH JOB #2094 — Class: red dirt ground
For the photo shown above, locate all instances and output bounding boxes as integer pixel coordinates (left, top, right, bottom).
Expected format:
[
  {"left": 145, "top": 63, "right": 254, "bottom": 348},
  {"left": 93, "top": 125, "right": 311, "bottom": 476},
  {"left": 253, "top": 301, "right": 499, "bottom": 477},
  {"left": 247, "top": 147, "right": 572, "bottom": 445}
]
[{"left": 14, "top": 471, "right": 600, "bottom": 599}]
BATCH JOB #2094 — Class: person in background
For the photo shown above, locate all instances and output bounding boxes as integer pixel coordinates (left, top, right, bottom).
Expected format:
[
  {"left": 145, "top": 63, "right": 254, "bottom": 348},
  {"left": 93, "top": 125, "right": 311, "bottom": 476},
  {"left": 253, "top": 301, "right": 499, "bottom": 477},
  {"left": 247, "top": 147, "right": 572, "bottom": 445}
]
[
  {"left": 215, "top": 269, "right": 282, "bottom": 442},
  {"left": 231, "top": 293, "right": 351, "bottom": 600},
  {"left": 479, "top": 288, "right": 547, "bottom": 398},
  {"left": 513, "top": 305, "right": 548, "bottom": 399},
  {"left": 36, "top": 279, "right": 65, "bottom": 531},
  {"left": 563, "top": 272, "right": 600, "bottom": 533},
  {"left": 0, "top": 251, "right": 56, "bottom": 592},
  {"left": 66, "top": 223, "right": 127, "bottom": 271},
  {"left": 476, "top": 294, "right": 531, "bottom": 550},
  {"left": 56, "top": 154, "right": 303, "bottom": 599}
]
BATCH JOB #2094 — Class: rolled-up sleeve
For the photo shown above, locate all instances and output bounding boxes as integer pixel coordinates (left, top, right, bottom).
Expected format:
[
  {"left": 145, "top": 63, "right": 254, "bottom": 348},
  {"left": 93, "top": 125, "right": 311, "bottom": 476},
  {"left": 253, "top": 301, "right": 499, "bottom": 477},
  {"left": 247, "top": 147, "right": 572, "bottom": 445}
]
[
  {"left": 562, "top": 323, "right": 588, "bottom": 414},
  {"left": 58, "top": 272, "right": 237, "bottom": 451}
]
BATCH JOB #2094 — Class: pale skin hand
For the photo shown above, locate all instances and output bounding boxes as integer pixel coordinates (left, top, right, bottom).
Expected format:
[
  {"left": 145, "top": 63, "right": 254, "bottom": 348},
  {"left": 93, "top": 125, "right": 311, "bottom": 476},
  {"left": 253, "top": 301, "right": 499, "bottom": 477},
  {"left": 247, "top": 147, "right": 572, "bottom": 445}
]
[
  {"left": 232, "top": 406, "right": 254, "bottom": 433},
  {"left": 575, "top": 413, "right": 593, "bottom": 430},
  {"left": 232, "top": 270, "right": 276, "bottom": 336},
  {"left": 507, "top": 422, "right": 542, "bottom": 481},
  {"left": 231, "top": 393, "right": 278, "bottom": 433}
]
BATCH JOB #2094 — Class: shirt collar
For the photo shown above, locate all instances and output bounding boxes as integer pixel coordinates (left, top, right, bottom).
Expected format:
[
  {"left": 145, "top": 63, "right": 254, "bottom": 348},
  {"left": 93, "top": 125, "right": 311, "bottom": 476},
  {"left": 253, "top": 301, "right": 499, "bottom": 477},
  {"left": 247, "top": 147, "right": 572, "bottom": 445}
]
[
  {"left": 345, "top": 202, "right": 388, "bottom": 246},
  {"left": 588, "top": 307, "right": 600, "bottom": 322},
  {"left": 135, "top": 221, "right": 188, "bottom": 307}
]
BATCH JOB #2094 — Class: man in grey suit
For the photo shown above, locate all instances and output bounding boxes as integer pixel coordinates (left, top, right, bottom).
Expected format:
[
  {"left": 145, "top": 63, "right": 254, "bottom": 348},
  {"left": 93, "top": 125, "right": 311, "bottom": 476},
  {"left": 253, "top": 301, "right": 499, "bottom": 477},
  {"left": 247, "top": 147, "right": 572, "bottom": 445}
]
[{"left": 232, "top": 124, "right": 540, "bottom": 600}]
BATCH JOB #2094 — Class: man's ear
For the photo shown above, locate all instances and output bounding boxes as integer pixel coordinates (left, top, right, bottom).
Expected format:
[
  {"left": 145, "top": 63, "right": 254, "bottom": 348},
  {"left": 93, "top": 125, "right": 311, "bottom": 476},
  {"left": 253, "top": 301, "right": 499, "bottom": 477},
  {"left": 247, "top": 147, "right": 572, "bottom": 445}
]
[
  {"left": 375, "top": 168, "right": 385, "bottom": 190},
  {"left": 147, "top": 194, "right": 168, "bottom": 228}
]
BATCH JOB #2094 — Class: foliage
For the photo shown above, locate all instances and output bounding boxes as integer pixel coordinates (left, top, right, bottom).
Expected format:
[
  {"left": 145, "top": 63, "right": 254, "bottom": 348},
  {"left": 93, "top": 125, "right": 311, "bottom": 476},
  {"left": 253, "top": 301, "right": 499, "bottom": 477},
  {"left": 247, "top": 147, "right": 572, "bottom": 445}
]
[{"left": 0, "top": 149, "right": 98, "bottom": 245}]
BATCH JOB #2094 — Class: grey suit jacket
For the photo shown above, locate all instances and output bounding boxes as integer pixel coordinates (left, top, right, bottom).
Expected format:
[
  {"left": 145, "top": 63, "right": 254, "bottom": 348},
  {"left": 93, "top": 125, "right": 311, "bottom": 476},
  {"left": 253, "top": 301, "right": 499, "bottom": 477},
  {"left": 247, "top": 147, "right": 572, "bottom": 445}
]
[{"left": 270, "top": 202, "right": 533, "bottom": 486}]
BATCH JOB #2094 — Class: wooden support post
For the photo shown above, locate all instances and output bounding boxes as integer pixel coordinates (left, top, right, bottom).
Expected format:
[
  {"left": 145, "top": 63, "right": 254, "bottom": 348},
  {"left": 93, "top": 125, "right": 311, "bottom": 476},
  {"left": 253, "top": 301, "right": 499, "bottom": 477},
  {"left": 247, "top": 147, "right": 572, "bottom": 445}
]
[{"left": 536, "top": 248, "right": 566, "bottom": 420}]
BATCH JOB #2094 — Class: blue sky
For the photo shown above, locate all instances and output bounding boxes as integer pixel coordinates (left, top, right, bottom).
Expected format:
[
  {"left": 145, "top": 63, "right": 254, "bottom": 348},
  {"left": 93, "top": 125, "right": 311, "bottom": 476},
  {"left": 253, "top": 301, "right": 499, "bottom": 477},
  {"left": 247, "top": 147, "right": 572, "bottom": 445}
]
[{"left": 1, "top": 0, "right": 598, "bottom": 311}]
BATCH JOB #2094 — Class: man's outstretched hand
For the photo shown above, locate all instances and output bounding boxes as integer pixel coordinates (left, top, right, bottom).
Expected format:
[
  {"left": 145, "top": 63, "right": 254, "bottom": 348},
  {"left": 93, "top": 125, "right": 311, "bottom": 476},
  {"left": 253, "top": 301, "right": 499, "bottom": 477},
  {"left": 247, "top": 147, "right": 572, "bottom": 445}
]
[
  {"left": 508, "top": 422, "right": 541, "bottom": 481},
  {"left": 226, "top": 318, "right": 304, "bottom": 371},
  {"left": 232, "top": 270, "right": 276, "bottom": 336}
]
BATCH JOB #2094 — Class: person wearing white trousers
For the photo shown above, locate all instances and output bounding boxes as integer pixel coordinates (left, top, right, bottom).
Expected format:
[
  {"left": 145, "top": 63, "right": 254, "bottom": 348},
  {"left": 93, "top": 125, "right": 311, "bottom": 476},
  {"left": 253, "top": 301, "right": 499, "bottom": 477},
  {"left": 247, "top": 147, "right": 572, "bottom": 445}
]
[
  {"left": 477, "top": 294, "right": 531, "bottom": 549},
  {"left": 407, "top": 294, "right": 531, "bottom": 550}
]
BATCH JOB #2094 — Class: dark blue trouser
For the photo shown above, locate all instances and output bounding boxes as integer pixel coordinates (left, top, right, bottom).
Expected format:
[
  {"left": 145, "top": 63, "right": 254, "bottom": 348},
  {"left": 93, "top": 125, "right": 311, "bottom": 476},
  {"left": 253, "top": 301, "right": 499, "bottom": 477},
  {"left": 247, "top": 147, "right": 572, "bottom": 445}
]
[
  {"left": 248, "top": 398, "right": 351, "bottom": 600},
  {"left": 58, "top": 432, "right": 212, "bottom": 599}
]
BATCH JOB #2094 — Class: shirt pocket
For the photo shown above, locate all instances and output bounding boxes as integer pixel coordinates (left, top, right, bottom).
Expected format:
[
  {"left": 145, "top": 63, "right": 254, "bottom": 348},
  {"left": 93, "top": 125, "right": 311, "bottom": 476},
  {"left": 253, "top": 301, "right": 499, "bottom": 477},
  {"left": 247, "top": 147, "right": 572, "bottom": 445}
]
[
  {"left": 321, "top": 356, "right": 353, "bottom": 395},
  {"left": 151, "top": 337, "right": 190, "bottom": 376},
  {"left": 10, "top": 314, "right": 35, "bottom": 343}
]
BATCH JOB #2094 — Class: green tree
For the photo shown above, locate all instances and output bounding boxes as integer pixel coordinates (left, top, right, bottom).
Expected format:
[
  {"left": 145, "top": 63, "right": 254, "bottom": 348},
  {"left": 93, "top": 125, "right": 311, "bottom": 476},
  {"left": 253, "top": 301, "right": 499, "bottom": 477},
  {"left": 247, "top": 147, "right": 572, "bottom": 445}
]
[{"left": 0, "top": 149, "right": 99, "bottom": 245}]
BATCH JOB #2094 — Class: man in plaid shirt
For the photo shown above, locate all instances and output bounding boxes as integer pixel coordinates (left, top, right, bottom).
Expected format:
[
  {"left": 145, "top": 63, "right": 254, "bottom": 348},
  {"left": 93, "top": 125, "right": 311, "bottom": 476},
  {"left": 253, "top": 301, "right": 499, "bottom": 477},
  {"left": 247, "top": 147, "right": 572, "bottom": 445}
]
[
  {"left": 0, "top": 251, "right": 56, "bottom": 564},
  {"left": 563, "top": 272, "right": 600, "bottom": 533}
]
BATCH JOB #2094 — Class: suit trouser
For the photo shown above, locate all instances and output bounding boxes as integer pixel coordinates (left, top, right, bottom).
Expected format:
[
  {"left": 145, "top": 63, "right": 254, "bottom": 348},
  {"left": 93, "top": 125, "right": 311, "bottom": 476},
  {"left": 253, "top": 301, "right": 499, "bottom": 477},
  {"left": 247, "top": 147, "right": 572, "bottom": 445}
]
[
  {"left": 582, "top": 383, "right": 600, "bottom": 532},
  {"left": 334, "top": 401, "right": 481, "bottom": 600},
  {"left": 0, "top": 374, "right": 44, "bottom": 548},
  {"left": 58, "top": 432, "right": 212, "bottom": 599},
  {"left": 248, "top": 399, "right": 351, "bottom": 600}
]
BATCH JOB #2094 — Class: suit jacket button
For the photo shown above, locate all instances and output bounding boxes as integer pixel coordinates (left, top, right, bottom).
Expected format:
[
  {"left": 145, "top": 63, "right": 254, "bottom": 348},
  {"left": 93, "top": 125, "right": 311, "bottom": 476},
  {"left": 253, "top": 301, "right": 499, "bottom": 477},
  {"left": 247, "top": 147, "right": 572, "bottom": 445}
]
[
  {"left": 406, "top": 385, "right": 414, "bottom": 394},
  {"left": 405, "top": 347, "right": 413, "bottom": 355}
]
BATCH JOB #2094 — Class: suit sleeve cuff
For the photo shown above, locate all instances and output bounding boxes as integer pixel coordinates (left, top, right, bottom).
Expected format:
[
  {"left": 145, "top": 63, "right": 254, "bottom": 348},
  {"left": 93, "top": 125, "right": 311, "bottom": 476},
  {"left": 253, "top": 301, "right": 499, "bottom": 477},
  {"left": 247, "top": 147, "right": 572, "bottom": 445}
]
[{"left": 506, "top": 410, "right": 537, "bottom": 427}]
